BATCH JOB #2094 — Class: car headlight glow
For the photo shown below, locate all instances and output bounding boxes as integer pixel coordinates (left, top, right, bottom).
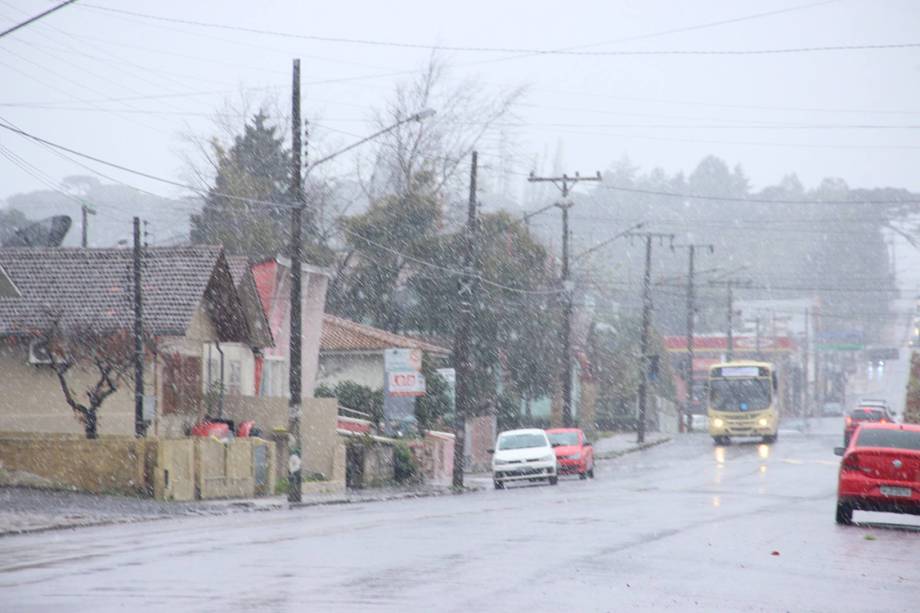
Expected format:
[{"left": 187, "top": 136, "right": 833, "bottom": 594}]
[
  {"left": 713, "top": 418, "right": 724, "bottom": 428},
  {"left": 758, "top": 418, "right": 768, "bottom": 427},
  {"left": 543, "top": 454, "right": 556, "bottom": 463}
]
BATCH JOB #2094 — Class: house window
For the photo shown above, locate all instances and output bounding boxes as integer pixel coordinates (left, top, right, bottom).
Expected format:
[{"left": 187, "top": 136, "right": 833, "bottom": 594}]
[
  {"left": 162, "top": 353, "right": 202, "bottom": 415},
  {"left": 260, "top": 358, "right": 287, "bottom": 397},
  {"left": 228, "top": 360, "right": 242, "bottom": 395}
]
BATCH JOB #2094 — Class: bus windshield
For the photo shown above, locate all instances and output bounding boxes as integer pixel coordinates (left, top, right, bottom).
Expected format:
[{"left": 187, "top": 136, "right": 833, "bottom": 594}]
[{"left": 710, "top": 378, "right": 772, "bottom": 412}]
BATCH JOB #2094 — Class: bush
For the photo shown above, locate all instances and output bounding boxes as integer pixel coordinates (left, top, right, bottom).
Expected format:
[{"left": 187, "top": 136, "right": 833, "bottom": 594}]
[{"left": 393, "top": 443, "right": 419, "bottom": 484}]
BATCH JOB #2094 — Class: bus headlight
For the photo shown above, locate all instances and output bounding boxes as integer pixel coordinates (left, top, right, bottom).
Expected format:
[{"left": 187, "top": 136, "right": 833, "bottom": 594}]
[
  {"left": 713, "top": 418, "right": 724, "bottom": 428},
  {"left": 758, "top": 418, "right": 768, "bottom": 427}
]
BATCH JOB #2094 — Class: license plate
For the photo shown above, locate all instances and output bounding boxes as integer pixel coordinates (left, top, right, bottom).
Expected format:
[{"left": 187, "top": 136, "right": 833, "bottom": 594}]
[{"left": 880, "top": 486, "right": 912, "bottom": 497}]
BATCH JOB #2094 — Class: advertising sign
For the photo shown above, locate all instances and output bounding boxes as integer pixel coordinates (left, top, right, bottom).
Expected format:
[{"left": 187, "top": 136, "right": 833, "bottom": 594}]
[
  {"left": 387, "top": 370, "right": 427, "bottom": 397},
  {"left": 384, "top": 348, "right": 422, "bottom": 372}
]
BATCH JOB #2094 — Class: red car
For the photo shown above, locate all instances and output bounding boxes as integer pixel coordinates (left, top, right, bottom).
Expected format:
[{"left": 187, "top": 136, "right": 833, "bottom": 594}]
[
  {"left": 546, "top": 428, "right": 595, "bottom": 479},
  {"left": 843, "top": 405, "right": 894, "bottom": 446},
  {"left": 834, "top": 422, "right": 920, "bottom": 525}
]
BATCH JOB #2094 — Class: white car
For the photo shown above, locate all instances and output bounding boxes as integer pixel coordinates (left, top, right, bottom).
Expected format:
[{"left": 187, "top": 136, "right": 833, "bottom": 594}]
[{"left": 491, "top": 428, "right": 558, "bottom": 489}]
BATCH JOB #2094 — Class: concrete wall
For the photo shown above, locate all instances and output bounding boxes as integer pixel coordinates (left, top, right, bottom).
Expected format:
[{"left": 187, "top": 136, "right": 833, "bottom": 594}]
[
  {"left": 0, "top": 344, "right": 140, "bottom": 435},
  {"left": 0, "top": 302, "right": 228, "bottom": 438},
  {"left": 316, "top": 352, "right": 383, "bottom": 391},
  {"left": 409, "top": 431, "right": 455, "bottom": 486},
  {"left": 223, "top": 395, "right": 339, "bottom": 481},
  {"left": 0, "top": 432, "right": 154, "bottom": 495},
  {"left": 153, "top": 438, "right": 195, "bottom": 501},
  {"left": 464, "top": 415, "right": 496, "bottom": 472}
]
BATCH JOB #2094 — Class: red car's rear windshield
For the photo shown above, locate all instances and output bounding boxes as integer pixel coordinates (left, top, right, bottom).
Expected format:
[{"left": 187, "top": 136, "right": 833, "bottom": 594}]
[
  {"left": 548, "top": 432, "right": 579, "bottom": 446},
  {"left": 855, "top": 429, "right": 920, "bottom": 450},
  {"left": 851, "top": 408, "right": 884, "bottom": 421}
]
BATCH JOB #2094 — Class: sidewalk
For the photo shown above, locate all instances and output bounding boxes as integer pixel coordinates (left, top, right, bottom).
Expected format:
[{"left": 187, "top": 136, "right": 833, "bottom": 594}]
[
  {"left": 592, "top": 431, "right": 671, "bottom": 459},
  {"left": 0, "top": 483, "right": 457, "bottom": 537}
]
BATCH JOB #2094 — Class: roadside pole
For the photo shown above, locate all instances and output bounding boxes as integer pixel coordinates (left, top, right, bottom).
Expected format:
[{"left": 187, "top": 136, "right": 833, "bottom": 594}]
[
  {"left": 452, "top": 151, "right": 478, "bottom": 490},
  {"left": 674, "top": 242, "right": 713, "bottom": 433},
  {"left": 628, "top": 231, "right": 675, "bottom": 444},
  {"left": 288, "top": 58, "right": 304, "bottom": 504},
  {"left": 526, "top": 171, "right": 601, "bottom": 427},
  {"left": 132, "top": 216, "right": 145, "bottom": 438}
]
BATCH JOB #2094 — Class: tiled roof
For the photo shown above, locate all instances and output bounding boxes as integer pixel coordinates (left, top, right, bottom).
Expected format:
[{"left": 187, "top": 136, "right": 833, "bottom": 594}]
[
  {"left": 225, "top": 255, "right": 251, "bottom": 288},
  {"left": 0, "top": 246, "right": 225, "bottom": 337},
  {"left": 320, "top": 314, "right": 449, "bottom": 355}
]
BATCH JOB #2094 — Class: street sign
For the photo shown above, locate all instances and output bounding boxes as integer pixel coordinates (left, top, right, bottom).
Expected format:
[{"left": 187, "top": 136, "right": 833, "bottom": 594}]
[{"left": 816, "top": 343, "right": 864, "bottom": 352}]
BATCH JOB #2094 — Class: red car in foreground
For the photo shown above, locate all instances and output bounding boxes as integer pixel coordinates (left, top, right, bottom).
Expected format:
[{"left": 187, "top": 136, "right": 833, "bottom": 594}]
[
  {"left": 546, "top": 428, "right": 594, "bottom": 479},
  {"left": 835, "top": 422, "right": 920, "bottom": 525}
]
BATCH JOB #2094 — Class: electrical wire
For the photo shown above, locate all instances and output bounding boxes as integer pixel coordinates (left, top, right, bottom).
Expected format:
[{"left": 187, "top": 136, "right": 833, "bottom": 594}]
[{"left": 78, "top": 4, "right": 920, "bottom": 57}]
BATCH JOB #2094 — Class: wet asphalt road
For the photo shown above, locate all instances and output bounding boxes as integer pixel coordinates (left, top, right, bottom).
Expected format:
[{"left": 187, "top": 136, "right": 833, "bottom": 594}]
[{"left": 1, "top": 420, "right": 918, "bottom": 612}]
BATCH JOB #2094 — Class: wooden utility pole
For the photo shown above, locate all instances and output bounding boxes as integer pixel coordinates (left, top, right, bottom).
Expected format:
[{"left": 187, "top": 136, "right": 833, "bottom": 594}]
[
  {"left": 287, "top": 58, "right": 304, "bottom": 504},
  {"left": 132, "top": 217, "right": 145, "bottom": 438},
  {"left": 526, "top": 171, "right": 601, "bottom": 427},
  {"left": 709, "top": 279, "right": 753, "bottom": 362},
  {"left": 452, "top": 151, "right": 478, "bottom": 489},
  {"left": 673, "top": 243, "right": 713, "bottom": 433},
  {"left": 628, "top": 231, "right": 674, "bottom": 444}
]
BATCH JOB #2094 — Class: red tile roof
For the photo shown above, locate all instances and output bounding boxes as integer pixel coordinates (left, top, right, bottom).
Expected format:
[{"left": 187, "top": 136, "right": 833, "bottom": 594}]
[{"left": 320, "top": 314, "right": 449, "bottom": 355}]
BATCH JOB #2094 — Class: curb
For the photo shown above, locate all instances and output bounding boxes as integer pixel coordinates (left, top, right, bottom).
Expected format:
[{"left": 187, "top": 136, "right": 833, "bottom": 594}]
[
  {"left": 0, "top": 486, "right": 479, "bottom": 538},
  {"left": 595, "top": 436, "right": 672, "bottom": 461}
]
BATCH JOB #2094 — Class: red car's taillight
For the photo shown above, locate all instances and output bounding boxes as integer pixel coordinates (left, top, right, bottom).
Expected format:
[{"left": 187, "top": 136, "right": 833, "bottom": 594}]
[
  {"left": 845, "top": 416, "right": 852, "bottom": 426},
  {"left": 841, "top": 454, "right": 862, "bottom": 472}
]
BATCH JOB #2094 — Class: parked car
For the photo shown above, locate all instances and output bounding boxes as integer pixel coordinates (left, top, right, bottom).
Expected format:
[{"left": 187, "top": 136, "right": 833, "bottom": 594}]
[
  {"left": 834, "top": 423, "right": 920, "bottom": 525},
  {"left": 490, "top": 428, "right": 558, "bottom": 489},
  {"left": 546, "top": 428, "right": 595, "bottom": 479},
  {"left": 843, "top": 405, "right": 894, "bottom": 446}
]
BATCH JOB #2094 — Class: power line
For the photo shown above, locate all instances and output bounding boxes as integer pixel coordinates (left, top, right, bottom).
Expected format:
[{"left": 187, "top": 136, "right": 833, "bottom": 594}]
[
  {"left": 599, "top": 184, "right": 920, "bottom": 205},
  {"left": 79, "top": 4, "right": 920, "bottom": 57},
  {"left": 0, "top": 0, "right": 77, "bottom": 40}
]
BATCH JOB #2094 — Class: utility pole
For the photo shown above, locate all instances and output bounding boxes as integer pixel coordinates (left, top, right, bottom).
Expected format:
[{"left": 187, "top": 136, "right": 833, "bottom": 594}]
[
  {"left": 526, "top": 171, "right": 601, "bottom": 427},
  {"left": 80, "top": 204, "right": 95, "bottom": 248},
  {"left": 755, "top": 316, "right": 762, "bottom": 358},
  {"left": 629, "top": 231, "right": 674, "bottom": 444},
  {"left": 287, "top": 58, "right": 304, "bottom": 504},
  {"left": 803, "top": 307, "right": 810, "bottom": 418},
  {"left": 452, "top": 151, "right": 478, "bottom": 490},
  {"left": 709, "top": 279, "right": 752, "bottom": 362},
  {"left": 673, "top": 243, "right": 713, "bottom": 434},
  {"left": 132, "top": 217, "right": 145, "bottom": 438}
]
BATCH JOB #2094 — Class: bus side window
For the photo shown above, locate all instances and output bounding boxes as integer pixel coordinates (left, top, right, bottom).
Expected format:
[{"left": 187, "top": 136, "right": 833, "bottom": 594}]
[{"left": 772, "top": 372, "right": 778, "bottom": 392}]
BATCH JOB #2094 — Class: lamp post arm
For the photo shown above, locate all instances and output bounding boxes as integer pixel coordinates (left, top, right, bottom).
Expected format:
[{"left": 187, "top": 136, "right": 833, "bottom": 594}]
[{"left": 306, "top": 109, "right": 435, "bottom": 173}]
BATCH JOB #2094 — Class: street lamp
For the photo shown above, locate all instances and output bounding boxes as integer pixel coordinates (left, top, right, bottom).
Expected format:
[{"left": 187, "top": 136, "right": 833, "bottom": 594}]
[{"left": 287, "top": 57, "right": 434, "bottom": 504}]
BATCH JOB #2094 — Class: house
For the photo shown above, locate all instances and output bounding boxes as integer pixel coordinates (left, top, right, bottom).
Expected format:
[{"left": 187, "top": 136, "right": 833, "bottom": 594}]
[
  {"left": 317, "top": 314, "right": 449, "bottom": 390},
  {"left": 245, "top": 256, "right": 330, "bottom": 398},
  {"left": 0, "top": 246, "right": 268, "bottom": 437}
]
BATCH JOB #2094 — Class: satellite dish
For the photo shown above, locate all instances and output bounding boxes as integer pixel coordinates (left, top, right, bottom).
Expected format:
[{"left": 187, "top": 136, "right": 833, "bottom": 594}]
[{"left": 2, "top": 215, "right": 72, "bottom": 247}]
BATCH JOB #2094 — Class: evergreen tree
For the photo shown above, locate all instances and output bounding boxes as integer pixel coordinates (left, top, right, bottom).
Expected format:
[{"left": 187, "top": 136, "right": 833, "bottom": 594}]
[{"left": 191, "top": 112, "right": 317, "bottom": 258}]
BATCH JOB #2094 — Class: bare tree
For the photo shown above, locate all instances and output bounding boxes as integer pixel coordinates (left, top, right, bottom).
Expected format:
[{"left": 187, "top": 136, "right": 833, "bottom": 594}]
[
  {"left": 358, "top": 54, "right": 527, "bottom": 218},
  {"left": 37, "top": 321, "right": 139, "bottom": 439}
]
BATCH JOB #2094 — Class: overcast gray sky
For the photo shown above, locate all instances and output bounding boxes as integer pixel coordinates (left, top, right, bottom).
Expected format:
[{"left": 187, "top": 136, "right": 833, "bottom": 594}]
[{"left": 1, "top": 0, "right": 919, "bottom": 203}]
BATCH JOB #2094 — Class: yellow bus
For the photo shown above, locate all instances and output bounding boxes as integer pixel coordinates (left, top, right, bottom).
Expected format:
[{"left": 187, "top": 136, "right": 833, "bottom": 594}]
[{"left": 708, "top": 361, "right": 780, "bottom": 445}]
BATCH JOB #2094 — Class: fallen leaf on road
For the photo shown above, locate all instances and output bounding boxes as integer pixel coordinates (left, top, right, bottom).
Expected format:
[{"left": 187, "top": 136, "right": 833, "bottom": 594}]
[
  {"left": 771, "top": 550, "right": 780, "bottom": 556},
  {"left": 864, "top": 534, "right": 876, "bottom": 541}
]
